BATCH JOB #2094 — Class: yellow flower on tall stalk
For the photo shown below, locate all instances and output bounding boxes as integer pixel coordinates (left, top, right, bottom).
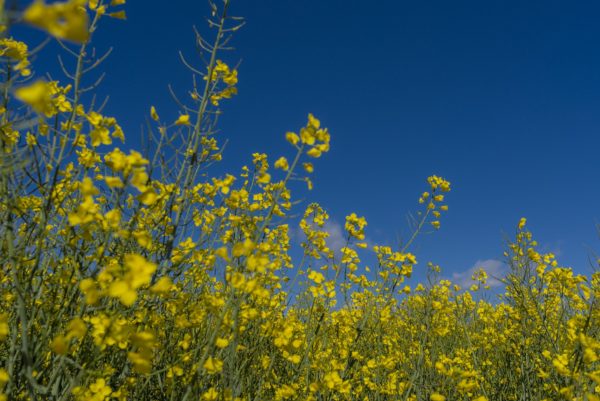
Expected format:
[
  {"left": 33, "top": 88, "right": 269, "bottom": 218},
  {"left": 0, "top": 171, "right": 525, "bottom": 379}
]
[{"left": 23, "top": 0, "right": 89, "bottom": 43}]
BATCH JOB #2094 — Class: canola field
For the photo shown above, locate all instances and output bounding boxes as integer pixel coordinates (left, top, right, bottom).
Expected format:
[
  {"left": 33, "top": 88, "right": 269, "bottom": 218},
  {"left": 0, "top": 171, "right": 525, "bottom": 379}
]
[{"left": 0, "top": 1, "right": 599, "bottom": 400}]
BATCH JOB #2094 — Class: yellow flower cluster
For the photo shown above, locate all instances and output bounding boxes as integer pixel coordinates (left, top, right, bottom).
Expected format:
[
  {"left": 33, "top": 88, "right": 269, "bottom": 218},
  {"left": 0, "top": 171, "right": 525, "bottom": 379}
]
[
  {"left": 87, "top": 111, "right": 125, "bottom": 146},
  {"left": 419, "top": 175, "right": 451, "bottom": 229},
  {"left": 345, "top": 213, "right": 367, "bottom": 240},
  {"left": 207, "top": 60, "right": 239, "bottom": 106},
  {"left": 0, "top": 38, "right": 31, "bottom": 76},
  {"left": 0, "top": 106, "right": 20, "bottom": 152},
  {"left": 286, "top": 113, "right": 331, "bottom": 159},
  {"left": 14, "top": 80, "right": 72, "bottom": 118}
]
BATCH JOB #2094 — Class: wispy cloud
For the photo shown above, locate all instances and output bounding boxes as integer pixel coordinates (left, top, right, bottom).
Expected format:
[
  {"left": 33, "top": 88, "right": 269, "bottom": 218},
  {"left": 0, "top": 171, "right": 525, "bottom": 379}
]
[
  {"left": 451, "top": 259, "right": 508, "bottom": 288},
  {"left": 324, "top": 220, "right": 348, "bottom": 254}
]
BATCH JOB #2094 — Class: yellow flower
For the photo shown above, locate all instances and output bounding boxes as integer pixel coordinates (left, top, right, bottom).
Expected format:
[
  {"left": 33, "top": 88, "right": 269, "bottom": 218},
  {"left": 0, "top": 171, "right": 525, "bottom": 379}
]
[
  {"left": 307, "top": 270, "right": 325, "bottom": 285},
  {"left": 215, "top": 247, "right": 229, "bottom": 261},
  {"left": 108, "top": 280, "right": 137, "bottom": 306},
  {"left": 106, "top": 254, "right": 157, "bottom": 306},
  {"left": 308, "top": 113, "right": 320, "bottom": 129},
  {"left": 323, "top": 371, "right": 343, "bottom": 390},
  {"left": 306, "top": 147, "right": 322, "bottom": 158},
  {"left": 430, "top": 393, "right": 446, "bottom": 401},
  {"left": 79, "top": 278, "right": 100, "bottom": 305},
  {"left": 14, "top": 81, "right": 55, "bottom": 117},
  {"left": 175, "top": 114, "right": 190, "bottom": 125},
  {"left": 150, "top": 277, "right": 172, "bottom": 294},
  {"left": 0, "top": 38, "right": 31, "bottom": 75},
  {"left": 150, "top": 105, "right": 159, "bottom": 121},
  {"left": 286, "top": 132, "right": 299, "bottom": 145},
  {"left": 232, "top": 239, "right": 255, "bottom": 257},
  {"left": 203, "top": 357, "right": 223, "bottom": 374},
  {"left": 222, "top": 69, "right": 238, "bottom": 86},
  {"left": 50, "top": 335, "right": 69, "bottom": 354},
  {"left": 0, "top": 369, "right": 8, "bottom": 399},
  {"left": 25, "top": 132, "right": 37, "bottom": 146},
  {"left": 138, "top": 188, "right": 158, "bottom": 205},
  {"left": 128, "top": 351, "right": 153, "bottom": 373},
  {"left": 66, "top": 318, "right": 87, "bottom": 339},
  {"left": 90, "top": 126, "right": 111, "bottom": 147},
  {"left": 124, "top": 253, "right": 157, "bottom": 289},
  {"left": 131, "top": 170, "right": 149, "bottom": 192},
  {"left": 201, "top": 388, "right": 219, "bottom": 401},
  {"left": 104, "top": 148, "right": 128, "bottom": 171},
  {"left": 88, "top": 378, "right": 112, "bottom": 398},
  {"left": 256, "top": 173, "right": 271, "bottom": 185},
  {"left": 427, "top": 175, "right": 451, "bottom": 192},
  {"left": 0, "top": 315, "right": 8, "bottom": 341},
  {"left": 274, "top": 156, "right": 289, "bottom": 171},
  {"left": 305, "top": 177, "right": 313, "bottom": 190},
  {"left": 23, "top": 0, "right": 89, "bottom": 43},
  {"left": 104, "top": 176, "right": 124, "bottom": 188}
]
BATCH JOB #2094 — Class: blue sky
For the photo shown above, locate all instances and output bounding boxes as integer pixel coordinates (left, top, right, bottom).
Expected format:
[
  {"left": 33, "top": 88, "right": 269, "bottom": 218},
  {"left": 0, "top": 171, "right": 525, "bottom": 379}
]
[{"left": 16, "top": 0, "right": 600, "bottom": 283}]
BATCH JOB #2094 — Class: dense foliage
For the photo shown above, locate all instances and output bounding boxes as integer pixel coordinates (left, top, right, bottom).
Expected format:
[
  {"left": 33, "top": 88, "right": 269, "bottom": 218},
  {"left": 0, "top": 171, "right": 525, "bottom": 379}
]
[{"left": 0, "top": 1, "right": 599, "bottom": 400}]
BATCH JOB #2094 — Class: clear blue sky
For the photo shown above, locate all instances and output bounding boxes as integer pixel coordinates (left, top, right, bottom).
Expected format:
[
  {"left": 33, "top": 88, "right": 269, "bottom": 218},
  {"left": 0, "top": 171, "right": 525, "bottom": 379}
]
[{"left": 17, "top": 0, "right": 600, "bottom": 282}]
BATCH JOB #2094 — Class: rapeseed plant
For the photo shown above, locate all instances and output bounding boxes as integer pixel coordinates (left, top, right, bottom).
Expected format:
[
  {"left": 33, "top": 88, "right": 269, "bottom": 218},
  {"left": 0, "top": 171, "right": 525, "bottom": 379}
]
[{"left": 0, "top": 1, "right": 598, "bottom": 401}]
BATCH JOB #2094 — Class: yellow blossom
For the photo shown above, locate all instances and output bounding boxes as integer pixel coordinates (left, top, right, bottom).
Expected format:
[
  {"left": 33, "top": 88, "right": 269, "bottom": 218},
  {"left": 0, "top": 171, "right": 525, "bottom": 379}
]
[
  {"left": 175, "top": 114, "right": 190, "bottom": 125},
  {"left": 23, "top": 0, "right": 89, "bottom": 43},
  {"left": 203, "top": 357, "right": 223, "bottom": 374},
  {"left": 274, "top": 156, "right": 289, "bottom": 171},
  {"left": 150, "top": 105, "right": 159, "bottom": 121}
]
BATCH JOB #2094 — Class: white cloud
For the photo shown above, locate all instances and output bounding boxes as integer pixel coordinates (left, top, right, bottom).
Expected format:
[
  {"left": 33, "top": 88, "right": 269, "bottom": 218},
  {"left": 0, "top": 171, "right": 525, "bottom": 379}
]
[
  {"left": 451, "top": 259, "right": 507, "bottom": 288},
  {"left": 324, "top": 220, "right": 348, "bottom": 254}
]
